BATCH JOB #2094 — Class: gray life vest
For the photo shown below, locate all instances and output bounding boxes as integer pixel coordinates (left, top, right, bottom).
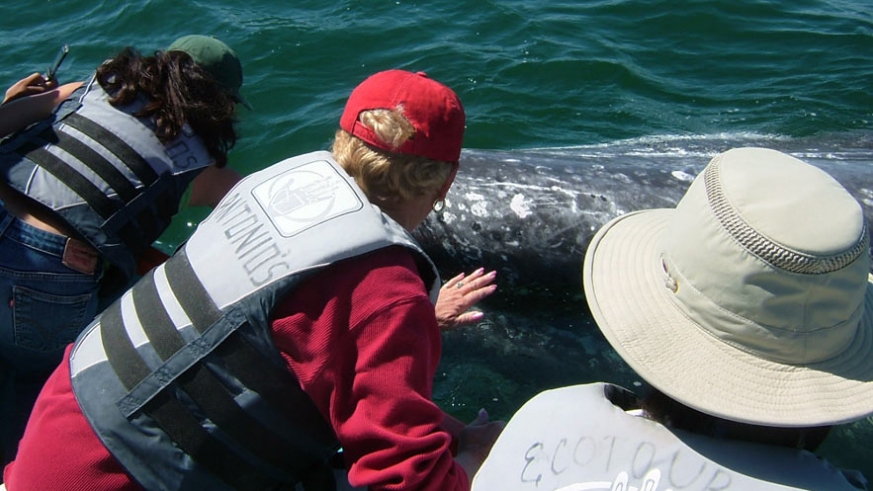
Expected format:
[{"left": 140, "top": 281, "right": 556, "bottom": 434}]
[
  {"left": 69, "top": 151, "right": 441, "bottom": 491},
  {"left": 0, "top": 74, "right": 213, "bottom": 282},
  {"left": 472, "top": 383, "right": 866, "bottom": 491}
]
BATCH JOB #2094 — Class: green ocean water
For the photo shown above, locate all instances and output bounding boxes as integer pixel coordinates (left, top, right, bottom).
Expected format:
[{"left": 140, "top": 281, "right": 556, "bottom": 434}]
[
  {"left": 3, "top": 1, "right": 871, "bottom": 156},
  {"left": 2, "top": 0, "right": 873, "bottom": 483}
]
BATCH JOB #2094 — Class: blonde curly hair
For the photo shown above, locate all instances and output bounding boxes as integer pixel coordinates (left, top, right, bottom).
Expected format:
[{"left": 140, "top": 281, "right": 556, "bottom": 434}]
[{"left": 331, "top": 107, "right": 456, "bottom": 206}]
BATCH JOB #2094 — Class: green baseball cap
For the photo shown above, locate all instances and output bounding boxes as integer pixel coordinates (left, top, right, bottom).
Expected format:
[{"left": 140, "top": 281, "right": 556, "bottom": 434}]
[{"left": 168, "top": 34, "right": 252, "bottom": 110}]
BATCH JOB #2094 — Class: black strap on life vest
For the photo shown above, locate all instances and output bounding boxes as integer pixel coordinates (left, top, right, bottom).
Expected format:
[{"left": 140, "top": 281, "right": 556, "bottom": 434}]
[
  {"left": 63, "top": 112, "right": 158, "bottom": 187},
  {"left": 100, "top": 297, "right": 278, "bottom": 491},
  {"left": 14, "top": 112, "right": 181, "bottom": 259},
  {"left": 16, "top": 135, "right": 119, "bottom": 220},
  {"left": 101, "top": 249, "right": 339, "bottom": 491},
  {"left": 53, "top": 130, "right": 138, "bottom": 202},
  {"left": 62, "top": 113, "right": 185, "bottom": 255},
  {"left": 164, "top": 251, "right": 339, "bottom": 454}
]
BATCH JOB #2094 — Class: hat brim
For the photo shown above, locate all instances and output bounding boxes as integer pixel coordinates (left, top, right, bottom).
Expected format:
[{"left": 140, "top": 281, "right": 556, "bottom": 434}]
[
  {"left": 234, "top": 92, "right": 253, "bottom": 111},
  {"left": 583, "top": 208, "right": 873, "bottom": 427}
]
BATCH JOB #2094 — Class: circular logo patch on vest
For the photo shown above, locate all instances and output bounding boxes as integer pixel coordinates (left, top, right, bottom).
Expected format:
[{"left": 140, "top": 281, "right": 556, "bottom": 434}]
[{"left": 253, "top": 159, "right": 363, "bottom": 237}]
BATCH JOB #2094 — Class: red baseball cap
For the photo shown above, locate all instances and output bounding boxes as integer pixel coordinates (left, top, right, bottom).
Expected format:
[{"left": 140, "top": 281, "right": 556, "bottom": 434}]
[{"left": 340, "top": 70, "right": 465, "bottom": 163}]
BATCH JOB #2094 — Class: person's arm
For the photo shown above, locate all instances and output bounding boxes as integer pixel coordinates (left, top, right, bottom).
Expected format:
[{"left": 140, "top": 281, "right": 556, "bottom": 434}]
[
  {"left": 186, "top": 165, "right": 243, "bottom": 208},
  {"left": 454, "top": 410, "right": 504, "bottom": 481},
  {"left": 338, "top": 296, "right": 470, "bottom": 490},
  {"left": 275, "top": 251, "right": 474, "bottom": 490},
  {"left": 272, "top": 249, "right": 502, "bottom": 490},
  {"left": 0, "top": 80, "right": 82, "bottom": 138},
  {"left": 441, "top": 412, "right": 467, "bottom": 442}
]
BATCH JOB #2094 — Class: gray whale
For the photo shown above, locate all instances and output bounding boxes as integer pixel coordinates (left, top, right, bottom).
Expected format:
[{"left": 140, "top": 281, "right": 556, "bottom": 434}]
[
  {"left": 415, "top": 135, "right": 873, "bottom": 303},
  {"left": 421, "top": 135, "right": 873, "bottom": 480}
]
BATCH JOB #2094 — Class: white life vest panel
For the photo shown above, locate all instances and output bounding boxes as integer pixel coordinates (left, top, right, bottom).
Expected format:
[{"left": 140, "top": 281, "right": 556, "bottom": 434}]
[{"left": 473, "top": 383, "right": 865, "bottom": 491}]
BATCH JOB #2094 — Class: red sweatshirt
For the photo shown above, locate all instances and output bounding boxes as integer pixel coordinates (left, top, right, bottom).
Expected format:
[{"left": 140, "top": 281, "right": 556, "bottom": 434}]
[{"left": 4, "top": 246, "right": 468, "bottom": 491}]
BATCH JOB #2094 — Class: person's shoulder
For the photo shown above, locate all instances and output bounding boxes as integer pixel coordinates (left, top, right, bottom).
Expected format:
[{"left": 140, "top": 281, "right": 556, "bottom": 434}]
[
  {"left": 292, "top": 245, "right": 425, "bottom": 301},
  {"left": 270, "top": 245, "right": 430, "bottom": 327},
  {"left": 362, "top": 244, "right": 420, "bottom": 268},
  {"left": 345, "top": 245, "right": 426, "bottom": 292}
]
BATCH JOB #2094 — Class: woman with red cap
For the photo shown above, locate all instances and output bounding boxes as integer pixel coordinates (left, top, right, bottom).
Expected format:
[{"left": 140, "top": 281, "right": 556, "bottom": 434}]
[{"left": 3, "top": 69, "right": 501, "bottom": 491}]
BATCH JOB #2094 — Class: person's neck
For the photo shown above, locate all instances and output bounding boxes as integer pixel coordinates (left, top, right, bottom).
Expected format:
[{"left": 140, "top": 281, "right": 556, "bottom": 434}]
[
  {"left": 641, "top": 389, "right": 831, "bottom": 451},
  {"left": 377, "top": 195, "right": 433, "bottom": 233}
]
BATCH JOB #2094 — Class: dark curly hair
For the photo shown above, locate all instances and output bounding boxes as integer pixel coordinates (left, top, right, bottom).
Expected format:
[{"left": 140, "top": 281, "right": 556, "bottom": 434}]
[{"left": 95, "top": 47, "right": 237, "bottom": 167}]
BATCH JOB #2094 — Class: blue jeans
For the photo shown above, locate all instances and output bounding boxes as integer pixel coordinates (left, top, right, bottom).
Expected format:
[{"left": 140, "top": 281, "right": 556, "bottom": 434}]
[{"left": 0, "top": 207, "right": 100, "bottom": 464}]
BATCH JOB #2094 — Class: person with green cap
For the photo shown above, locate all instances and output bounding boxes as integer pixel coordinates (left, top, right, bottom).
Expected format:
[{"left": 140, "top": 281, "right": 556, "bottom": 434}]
[
  {"left": 165, "top": 34, "right": 253, "bottom": 111},
  {"left": 0, "top": 34, "right": 249, "bottom": 466}
]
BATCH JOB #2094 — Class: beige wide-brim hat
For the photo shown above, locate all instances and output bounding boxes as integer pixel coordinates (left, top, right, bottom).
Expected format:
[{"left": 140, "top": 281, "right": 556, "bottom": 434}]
[{"left": 583, "top": 147, "right": 873, "bottom": 427}]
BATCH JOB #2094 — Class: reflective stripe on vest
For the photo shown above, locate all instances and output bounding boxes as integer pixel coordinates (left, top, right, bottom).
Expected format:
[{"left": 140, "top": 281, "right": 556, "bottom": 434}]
[
  {"left": 71, "top": 151, "right": 441, "bottom": 491},
  {"left": 0, "top": 75, "right": 212, "bottom": 281},
  {"left": 472, "top": 383, "right": 865, "bottom": 491}
]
